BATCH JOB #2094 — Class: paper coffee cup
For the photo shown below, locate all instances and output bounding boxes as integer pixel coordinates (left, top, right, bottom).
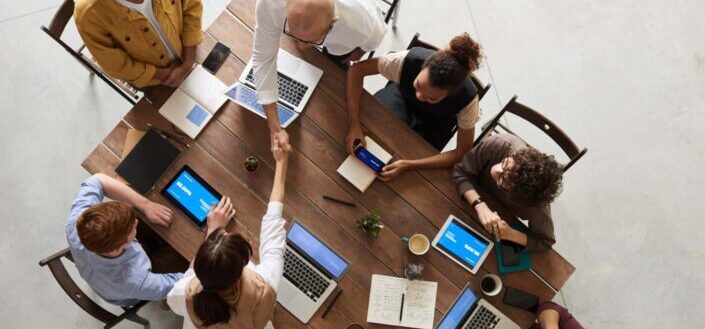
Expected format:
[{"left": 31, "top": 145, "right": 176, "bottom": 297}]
[{"left": 480, "top": 274, "right": 502, "bottom": 296}]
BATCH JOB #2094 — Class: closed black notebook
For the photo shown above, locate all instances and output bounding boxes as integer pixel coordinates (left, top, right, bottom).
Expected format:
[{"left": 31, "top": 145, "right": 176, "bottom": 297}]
[{"left": 116, "top": 129, "right": 181, "bottom": 195}]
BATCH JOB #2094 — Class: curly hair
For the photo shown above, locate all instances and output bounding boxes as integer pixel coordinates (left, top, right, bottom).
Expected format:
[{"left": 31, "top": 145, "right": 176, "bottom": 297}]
[
  {"left": 422, "top": 32, "right": 483, "bottom": 92},
  {"left": 505, "top": 148, "right": 564, "bottom": 206}
]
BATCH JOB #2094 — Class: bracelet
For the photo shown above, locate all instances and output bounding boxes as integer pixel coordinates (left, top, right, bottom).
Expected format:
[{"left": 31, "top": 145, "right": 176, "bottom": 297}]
[{"left": 470, "top": 198, "right": 484, "bottom": 209}]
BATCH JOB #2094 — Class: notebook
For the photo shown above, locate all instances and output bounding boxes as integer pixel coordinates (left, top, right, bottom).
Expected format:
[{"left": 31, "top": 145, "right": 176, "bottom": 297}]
[
  {"left": 337, "top": 136, "right": 392, "bottom": 192},
  {"left": 367, "top": 274, "right": 437, "bottom": 329},
  {"left": 159, "top": 65, "right": 228, "bottom": 139},
  {"left": 115, "top": 129, "right": 181, "bottom": 195},
  {"left": 495, "top": 223, "right": 532, "bottom": 274}
]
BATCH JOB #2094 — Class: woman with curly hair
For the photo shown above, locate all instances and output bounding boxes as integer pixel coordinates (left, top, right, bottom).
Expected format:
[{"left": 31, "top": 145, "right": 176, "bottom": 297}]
[
  {"left": 346, "top": 32, "right": 484, "bottom": 181},
  {"left": 452, "top": 134, "right": 564, "bottom": 251}
]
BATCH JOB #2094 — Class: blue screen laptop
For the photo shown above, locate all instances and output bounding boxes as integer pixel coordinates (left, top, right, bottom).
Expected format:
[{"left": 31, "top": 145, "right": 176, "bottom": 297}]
[{"left": 436, "top": 284, "right": 519, "bottom": 329}]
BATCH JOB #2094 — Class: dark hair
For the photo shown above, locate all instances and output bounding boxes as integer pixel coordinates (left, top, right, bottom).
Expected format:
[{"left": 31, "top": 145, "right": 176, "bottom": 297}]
[
  {"left": 77, "top": 201, "right": 135, "bottom": 254},
  {"left": 422, "top": 33, "right": 483, "bottom": 92},
  {"left": 192, "top": 228, "right": 252, "bottom": 326},
  {"left": 505, "top": 148, "right": 564, "bottom": 206}
]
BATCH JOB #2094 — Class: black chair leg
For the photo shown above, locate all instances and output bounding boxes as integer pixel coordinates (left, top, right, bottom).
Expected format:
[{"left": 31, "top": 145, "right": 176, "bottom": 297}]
[{"left": 126, "top": 313, "right": 150, "bottom": 326}]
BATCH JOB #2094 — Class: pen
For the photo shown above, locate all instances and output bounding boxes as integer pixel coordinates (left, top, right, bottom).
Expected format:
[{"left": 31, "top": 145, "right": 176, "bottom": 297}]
[
  {"left": 399, "top": 293, "right": 405, "bottom": 322},
  {"left": 321, "top": 289, "right": 343, "bottom": 318},
  {"left": 323, "top": 195, "right": 356, "bottom": 207}
]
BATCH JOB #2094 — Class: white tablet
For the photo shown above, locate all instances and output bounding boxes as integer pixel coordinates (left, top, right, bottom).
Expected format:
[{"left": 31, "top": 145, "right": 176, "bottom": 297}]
[{"left": 432, "top": 215, "right": 494, "bottom": 274}]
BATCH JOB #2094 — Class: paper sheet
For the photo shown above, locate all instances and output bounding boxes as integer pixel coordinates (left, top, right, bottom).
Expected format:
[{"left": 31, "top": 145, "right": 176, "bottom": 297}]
[
  {"left": 337, "top": 136, "right": 392, "bottom": 192},
  {"left": 367, "top": 275, "right": 437, "bottom": 329},
  {"left": 201, "top": 0, "right": 230, "bottom": 30}
]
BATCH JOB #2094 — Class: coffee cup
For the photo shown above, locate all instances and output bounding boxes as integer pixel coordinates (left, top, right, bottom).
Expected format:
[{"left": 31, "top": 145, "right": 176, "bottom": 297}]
[
  {"left": 401, "top": 234, "right": 430, "bottom": 256},
  {"left": 480, "top": 274, "right": 502, "bottom": 296}
]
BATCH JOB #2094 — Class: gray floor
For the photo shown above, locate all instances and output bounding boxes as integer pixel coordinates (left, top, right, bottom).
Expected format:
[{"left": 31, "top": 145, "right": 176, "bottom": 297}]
[{"left": 1, "top": 0, "right": 703, "bottom": 328}]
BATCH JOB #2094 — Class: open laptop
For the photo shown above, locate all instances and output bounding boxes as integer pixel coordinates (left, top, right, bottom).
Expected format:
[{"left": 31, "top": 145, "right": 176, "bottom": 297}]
[
  {"left": 224, "top": 49, "right": 323, "bottom": 128},
  {"left": 436, "top": 284, "right": 519, "bottom": 329},
  {"left": 277, "top": 221, "right": 350, "bottom": 323}
]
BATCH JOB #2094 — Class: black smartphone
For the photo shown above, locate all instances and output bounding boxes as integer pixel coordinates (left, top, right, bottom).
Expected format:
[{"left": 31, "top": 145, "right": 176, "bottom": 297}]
[
  {"left": 501, "top": 243, "right": 520, "bottom": 266},
  {"left": 203, "top": 42, "right": 230, "bottom": 74},
  {"left": 502, "top": 287, "right": 539, "bottom": 312}
]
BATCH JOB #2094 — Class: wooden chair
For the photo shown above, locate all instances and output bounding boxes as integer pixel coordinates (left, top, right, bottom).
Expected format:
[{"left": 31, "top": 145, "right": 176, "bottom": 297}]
[
  {"left": 366, "top": 0, "right": 401, "bottom": 59},
  {"left": 474, "top": 95, "right": 588, "bottom": 172},
  {"left": 40, "top": 0, "right": 140, "bottom": 105},
  {"left": 38, "top": 248, "right": 150, "bottom": 329}
]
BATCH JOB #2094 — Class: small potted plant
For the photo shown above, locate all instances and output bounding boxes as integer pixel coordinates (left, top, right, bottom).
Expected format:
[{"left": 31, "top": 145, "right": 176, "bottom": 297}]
[
  {"left": 243, "top": 156, "right": 260, "bottom": 173},
  {"left": 356, "top": 210, "right": 383, "bottom": 238}
]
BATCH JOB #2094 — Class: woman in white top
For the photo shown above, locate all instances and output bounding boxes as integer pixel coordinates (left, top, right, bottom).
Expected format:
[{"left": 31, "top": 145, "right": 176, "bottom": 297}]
[{"left": 167, "top": 138, "right": 290, "bottom": 329}]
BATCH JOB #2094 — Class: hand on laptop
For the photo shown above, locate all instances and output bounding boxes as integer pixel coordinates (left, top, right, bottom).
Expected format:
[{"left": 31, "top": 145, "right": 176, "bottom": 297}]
[
  {"left": 140, "top": 200, "right": 174, "bottom": 227},
  {"left": 379, "top": 159, "right": 410, "bottom": 181},
  {"left": 206, "top": 196, "right": 236, "bottom": 235},
  {"left": 346, "top": 125, "right": 366, "bottom": 154}
]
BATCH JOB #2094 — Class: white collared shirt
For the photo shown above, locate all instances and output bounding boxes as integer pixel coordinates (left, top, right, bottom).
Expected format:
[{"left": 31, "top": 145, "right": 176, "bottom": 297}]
[
  {"left": 252, "top": 0, "right": 386, "bottom": 104},
  {"left": 167, "top": 202, "right": 287, "bottom": 329}
]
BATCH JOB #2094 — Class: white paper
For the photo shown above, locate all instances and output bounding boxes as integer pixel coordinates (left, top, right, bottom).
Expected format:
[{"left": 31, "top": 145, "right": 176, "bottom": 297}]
[
  {"left": 367, "top": 275, "right": 437, "bottom": 329},
  {"left": 180, "top": 65, "right": 227, "bottom": 113},
  {"left": 201, "top": 0, "right": 230, "bottom": 30},
  {"left": 337, "top": 136, "right": 392, "bottom": 192}
]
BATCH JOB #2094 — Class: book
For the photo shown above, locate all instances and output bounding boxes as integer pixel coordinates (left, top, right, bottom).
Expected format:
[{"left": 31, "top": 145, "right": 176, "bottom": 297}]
[
  {"left": 367, "top": 274, "right": 437, "bottom": 329},
  {"left": 159, "top": 65, "right": 227, "bottom": 139},
  {"left": 337, "top": 136, "right": 392, "bottom": 192},
  {"left": 115, "top": 129, "right": 181, "bottom": 195},
  {"left": 495, "top": 223, "right": 532, "bottom": 274}
]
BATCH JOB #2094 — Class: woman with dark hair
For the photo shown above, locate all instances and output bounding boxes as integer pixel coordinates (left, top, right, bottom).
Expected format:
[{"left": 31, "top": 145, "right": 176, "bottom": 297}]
[
  {"left": 167, "top": 137, "right": 290, "bottom": 329},
  {"left": 345, "top": 32, "right": 484, "bottom": 181}
]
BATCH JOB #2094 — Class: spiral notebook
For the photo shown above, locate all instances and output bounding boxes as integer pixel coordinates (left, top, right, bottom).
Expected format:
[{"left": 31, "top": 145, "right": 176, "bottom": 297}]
[{"left": 366, "top": 274, "right": 437, "bottom": 329}]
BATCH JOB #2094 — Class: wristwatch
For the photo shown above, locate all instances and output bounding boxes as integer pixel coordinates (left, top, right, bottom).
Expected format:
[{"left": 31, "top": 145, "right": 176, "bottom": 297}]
[{"left": 470, "top": 198, "right": 484, "bottom": 209}]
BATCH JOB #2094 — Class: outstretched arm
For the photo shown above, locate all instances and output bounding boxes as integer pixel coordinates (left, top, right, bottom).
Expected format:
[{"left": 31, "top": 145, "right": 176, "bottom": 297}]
[{"left": 93, "top": 173, "right": 173, "bottom": 227}]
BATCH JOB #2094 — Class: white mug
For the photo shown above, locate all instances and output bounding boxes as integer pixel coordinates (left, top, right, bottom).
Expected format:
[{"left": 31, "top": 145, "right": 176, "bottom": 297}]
[
  {"left": 480, "top": 274, "right": 502, "bottom": 296},
  {"left": 402, "top": 234, "right": 430, "bottom": 255}
]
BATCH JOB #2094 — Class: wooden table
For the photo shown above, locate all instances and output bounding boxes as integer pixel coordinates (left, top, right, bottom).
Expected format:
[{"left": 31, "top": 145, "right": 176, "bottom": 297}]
[{"left": 81, "top": 2, "right": 575, "bottom": 328}]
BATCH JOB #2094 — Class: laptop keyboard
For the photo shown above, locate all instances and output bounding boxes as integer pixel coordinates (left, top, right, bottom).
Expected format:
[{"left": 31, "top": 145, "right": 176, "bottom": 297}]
[
  {"left": 463, "top": 305, "right": 500, "bottom": 329},
  {"left": 225, "top": 85, "right": 297, "bottom": 126},
  {"left": 245, "top": 69, "right": 308, "bottom": 107},
  {"left": 283, "top": 249, "right": 331, "bottom": 302}
]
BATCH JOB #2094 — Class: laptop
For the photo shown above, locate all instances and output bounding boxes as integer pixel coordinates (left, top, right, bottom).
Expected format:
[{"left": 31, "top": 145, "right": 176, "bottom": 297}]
[
  {"left": 277, "top": 221, "right": 350, "bottom": 323},
  {"left": 224, "top": 49, "right": 323, "bottom": 128},
  {"left": 436, "top": 284, "right": 519, "bottom": 329}
]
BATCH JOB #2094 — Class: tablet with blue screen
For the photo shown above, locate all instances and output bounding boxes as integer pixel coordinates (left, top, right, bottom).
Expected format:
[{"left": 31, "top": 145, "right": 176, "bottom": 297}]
[
  {"left": 432, "top": 215, "right": 494, "bottom": 274},
  {"left": 162, "top": 165, "right": 222, "bottom": 227}
]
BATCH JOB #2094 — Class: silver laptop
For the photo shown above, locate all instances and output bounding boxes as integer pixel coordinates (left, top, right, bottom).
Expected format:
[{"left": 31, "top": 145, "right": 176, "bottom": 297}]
[
  {"left": 224, "top": 49, "right": 323, "bottom": 128},
  {"left": 277, "top": 221, "right": 350, "bottom": 323},
  {"left": 436, "top": 283, "right": 519, "bottom": 329}
]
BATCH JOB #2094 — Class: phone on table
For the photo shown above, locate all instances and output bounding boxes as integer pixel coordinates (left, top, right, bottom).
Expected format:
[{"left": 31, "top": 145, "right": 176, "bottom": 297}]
[
  {"left": 354, "top": 140, "right": 384, "bottom": 172},
  {"left": 501, "top": 241, "right": 522, "bottom": 266},
  {"left": 203, "top": 42, "right": 230, "bottom": 74},
  {"left": 502, "top": 287, "right": 539, "bottom": 312}
]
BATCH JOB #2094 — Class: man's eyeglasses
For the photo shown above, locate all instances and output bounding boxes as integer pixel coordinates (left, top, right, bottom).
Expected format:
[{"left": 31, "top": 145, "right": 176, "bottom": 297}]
[{"left": 282, "top": 18, "right": 333, "bottom": 46}]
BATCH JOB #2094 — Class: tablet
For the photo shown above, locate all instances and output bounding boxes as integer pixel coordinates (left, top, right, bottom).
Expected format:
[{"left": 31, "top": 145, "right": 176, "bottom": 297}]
[
  {"left": 162, "top": 165, "right": 222, "bottom": 227},
  {"left": 432, "top": 215, "right": 494, "bottom": 274}
]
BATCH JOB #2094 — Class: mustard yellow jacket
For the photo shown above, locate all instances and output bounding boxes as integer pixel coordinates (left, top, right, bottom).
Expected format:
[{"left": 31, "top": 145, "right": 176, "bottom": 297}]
[{"left": 75, "top": 0, "right": 203, "bottom": 87}]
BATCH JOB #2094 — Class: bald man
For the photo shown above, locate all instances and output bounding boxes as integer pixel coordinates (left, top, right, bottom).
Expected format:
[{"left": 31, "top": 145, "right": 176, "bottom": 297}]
[{"left": 252, "top": 0, "right": 386, "bottom": 153}]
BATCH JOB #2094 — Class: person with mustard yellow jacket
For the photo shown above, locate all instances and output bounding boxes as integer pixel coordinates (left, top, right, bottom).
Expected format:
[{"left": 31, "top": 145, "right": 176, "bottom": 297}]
[{"left": 74, "top": 0, "right": 203, "bottom": 88}]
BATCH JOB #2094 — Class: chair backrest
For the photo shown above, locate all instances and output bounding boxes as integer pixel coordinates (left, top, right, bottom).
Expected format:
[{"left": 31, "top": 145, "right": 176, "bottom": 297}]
[
  {"left": 381, "top": 0, "right": 401, "bottom": 24},
  {"left": 405, "top": 33, "right": 491, "bottom": 100},
  {"left": 39, "top": 248, "right": 120, "bottom": 324},
  {"left": 474, "top": 95, "right": 588, "bottom": 172}
]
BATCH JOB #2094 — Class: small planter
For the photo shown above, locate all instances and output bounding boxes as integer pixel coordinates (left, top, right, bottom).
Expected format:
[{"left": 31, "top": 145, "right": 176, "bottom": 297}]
[
  {"left": 356, "top": 210, "right": 383, "bottom": 239},
  {"left": 243, "top": 156, "right": 260, "bottom": 173}
]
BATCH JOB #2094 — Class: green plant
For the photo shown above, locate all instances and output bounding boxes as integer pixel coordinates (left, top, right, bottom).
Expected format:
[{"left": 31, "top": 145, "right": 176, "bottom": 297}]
[
  {"left": 356, "top": 210, "right": 383, "bottom": 238},
  {"left": 244, "top": 156, "right": 260, "bottom": 173}
]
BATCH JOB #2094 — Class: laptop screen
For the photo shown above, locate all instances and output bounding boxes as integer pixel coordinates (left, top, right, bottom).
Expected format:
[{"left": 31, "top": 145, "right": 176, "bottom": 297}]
[
  {"left": 287, "top": 222, "right": 349, "bottom": 280},
  {"left": 436, "top": 286, "right": 478, "bottom": 329}
]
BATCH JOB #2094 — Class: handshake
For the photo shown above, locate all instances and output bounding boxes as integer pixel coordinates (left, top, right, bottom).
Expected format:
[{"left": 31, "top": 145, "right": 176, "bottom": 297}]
[{"left": 271, "top": 130, "right": 292, "bottom": 162}]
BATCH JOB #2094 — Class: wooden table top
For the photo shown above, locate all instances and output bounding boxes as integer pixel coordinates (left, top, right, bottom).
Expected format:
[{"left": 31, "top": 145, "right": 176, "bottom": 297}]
[{"left": 81, "top": 1, "right": 574, "bottom": 328}]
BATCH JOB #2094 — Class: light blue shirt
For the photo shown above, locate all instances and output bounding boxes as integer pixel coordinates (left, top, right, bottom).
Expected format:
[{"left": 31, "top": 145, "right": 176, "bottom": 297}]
[{"left": 65, "top": 176, "right": 183, "bottom": 307}]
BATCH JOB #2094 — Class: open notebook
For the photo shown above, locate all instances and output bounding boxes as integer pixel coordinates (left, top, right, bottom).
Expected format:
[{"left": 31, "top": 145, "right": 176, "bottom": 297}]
[
  {"left": 367, "top": 274, "right": 437, "bottom": 329},
  {"left": 337, "top": 136, "right": 392, "bottom": 192},
  {"left": 159, "top": 65, "right": 227, "bottom": 139}
]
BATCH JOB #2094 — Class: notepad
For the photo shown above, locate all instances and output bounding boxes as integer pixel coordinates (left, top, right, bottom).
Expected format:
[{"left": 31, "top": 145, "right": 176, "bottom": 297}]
[
  {"left": 337, "top": 136, "right": 392, "bottom": 192},
  {"left": 159, "top": 65, "right": 227, "bottom": 139},
  {"left": 367, "top": 275, "right": 437, "bottom": 329}
]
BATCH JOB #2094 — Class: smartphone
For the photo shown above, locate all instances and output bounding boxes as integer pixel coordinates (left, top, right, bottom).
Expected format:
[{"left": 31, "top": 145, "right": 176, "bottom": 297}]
[
  {"left": 502, "top": 287, "right": 539, "bottom": 312},
  {"left": 203, "top": 42, "right": 230, "bottom": 74},
  {"left": 501, "top": 243, "right": 520, "bottom": 266},
  {"left": 354, "top": 143, "right": 384, "bottom": 172}
]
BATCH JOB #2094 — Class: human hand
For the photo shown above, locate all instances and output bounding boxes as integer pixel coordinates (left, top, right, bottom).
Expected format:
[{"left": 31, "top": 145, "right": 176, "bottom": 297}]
[
  {"left": 140, "top": 200, "right": 173, "bottom": 227},
  {"left": 163, "top": 62, "right": 193, "bottom": 87},
  {"left": 271, "top": 130, "right": 291, "bottom": 153},
  {"left": 206, "top": 196, "right": 236, "bottom": 234},
  {"left": 478, "top": 207, "right": 502, "bottom": 238},
  {"left": 345, "top": 125, "right": 365, "bottom": 154},
  {"left": 494, "top": 220, "right": 514, "bottom": 241},
  {"left": 379, "top": 159, "right": 410, "bottom": 181},
  {"left": 271, "top": 134, "right": 290, "bottom": 162}
]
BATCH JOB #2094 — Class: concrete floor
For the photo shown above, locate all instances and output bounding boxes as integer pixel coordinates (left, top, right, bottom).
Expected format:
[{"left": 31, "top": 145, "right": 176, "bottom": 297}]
[{"left": 1, "top": 0, "right": 703, "bottom": 328}]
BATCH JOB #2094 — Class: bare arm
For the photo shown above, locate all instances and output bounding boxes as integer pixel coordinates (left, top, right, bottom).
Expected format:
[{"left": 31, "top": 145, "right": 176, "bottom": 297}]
[
  {"left": 93, "top": 173, "right": 173, "bottom": 226},
  {"left": 270, "top": 136, "right": 290, "bottom": 203},
  {"left": 345, "top": 58, "right": 381, "bottom": 153}
]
